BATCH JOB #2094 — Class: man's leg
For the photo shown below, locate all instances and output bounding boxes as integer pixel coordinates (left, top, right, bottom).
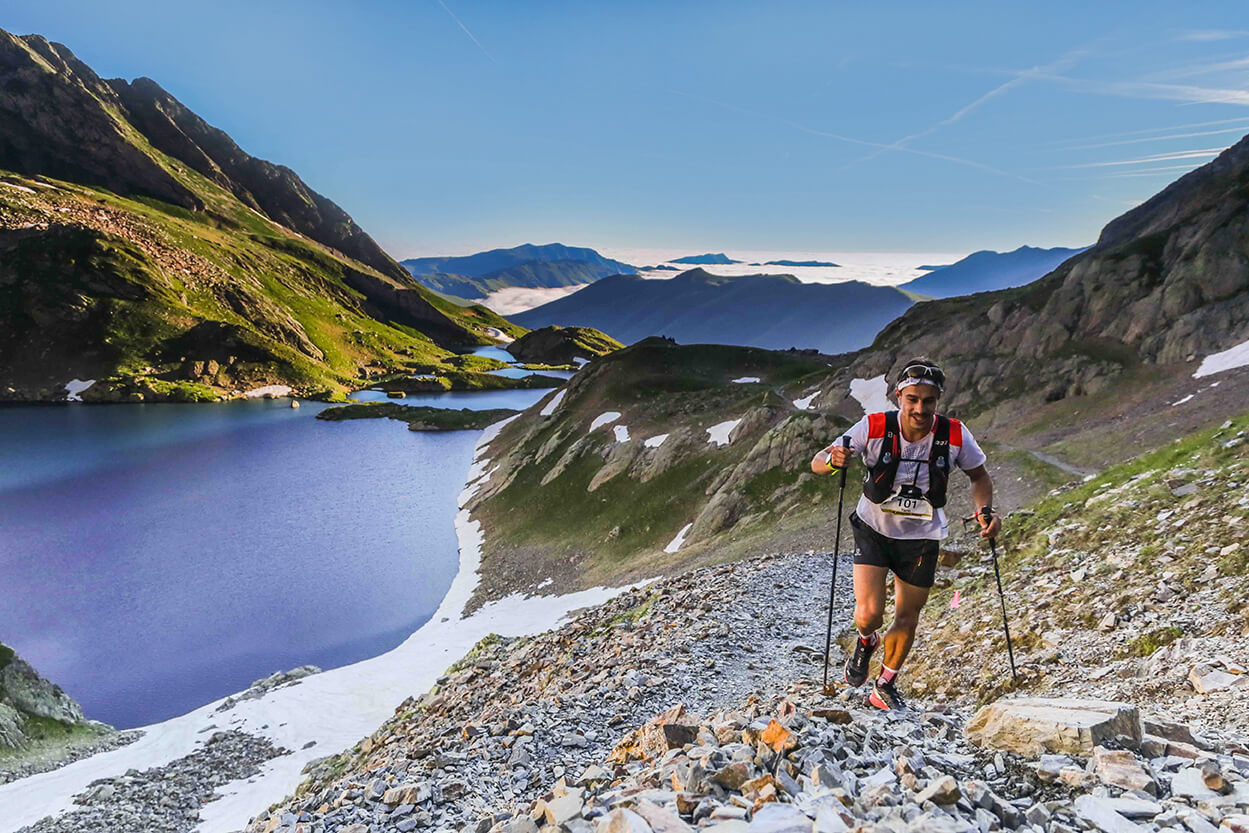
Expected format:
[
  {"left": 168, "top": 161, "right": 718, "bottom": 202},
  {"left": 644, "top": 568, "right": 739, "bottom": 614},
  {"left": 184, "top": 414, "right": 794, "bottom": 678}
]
[
  {"left": 880, "top": 575, "right": 931, "bottom": 673},
  {"left": 843, "top": 563, "right": 888, "bottom": 685},
  {"left": 852, "top": 563, "right": 888, "bottom": 636}
]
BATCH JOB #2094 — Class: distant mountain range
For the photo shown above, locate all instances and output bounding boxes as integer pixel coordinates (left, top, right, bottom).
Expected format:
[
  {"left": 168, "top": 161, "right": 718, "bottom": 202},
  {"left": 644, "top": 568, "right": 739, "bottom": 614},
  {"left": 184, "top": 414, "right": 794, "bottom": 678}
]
[
  {"left": 401, "top": 243, "right": 637, "bottom": 300},
  {"left": 763, "top": 259, "right": 840, "bottom": 267},
  {"left": 898, "top": 245, "right": 1087, "bottom": 298},
  {"left": 670, "top": 253, "right": 741, "bottom": 264},
  {"left": 512, "top": 268, "right": 915, "bottom": 354}
]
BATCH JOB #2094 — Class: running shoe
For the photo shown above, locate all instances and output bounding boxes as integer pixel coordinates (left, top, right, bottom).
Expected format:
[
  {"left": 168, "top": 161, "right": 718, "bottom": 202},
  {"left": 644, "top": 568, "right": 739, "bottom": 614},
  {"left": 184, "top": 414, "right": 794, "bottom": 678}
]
[
  {"left": 843, "top": 634, "right": 878, "bottom": 687},
  {"left": 868, "top": 679, "right": 908, "bottom": 711}
]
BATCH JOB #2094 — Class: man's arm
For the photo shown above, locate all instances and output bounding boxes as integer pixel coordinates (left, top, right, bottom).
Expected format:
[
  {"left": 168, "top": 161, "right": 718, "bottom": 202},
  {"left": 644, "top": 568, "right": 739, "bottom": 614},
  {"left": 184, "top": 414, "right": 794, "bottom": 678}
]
[{"left": 965, "top": 464, "right": 1001, "bottom": 537}]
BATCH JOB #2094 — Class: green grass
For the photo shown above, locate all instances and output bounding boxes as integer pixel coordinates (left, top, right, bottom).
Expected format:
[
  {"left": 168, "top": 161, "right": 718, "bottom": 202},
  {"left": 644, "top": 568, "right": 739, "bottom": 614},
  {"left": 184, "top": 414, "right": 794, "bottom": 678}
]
[{"left": 1124, "top": 626, "right": 1184, "bottom": 658}]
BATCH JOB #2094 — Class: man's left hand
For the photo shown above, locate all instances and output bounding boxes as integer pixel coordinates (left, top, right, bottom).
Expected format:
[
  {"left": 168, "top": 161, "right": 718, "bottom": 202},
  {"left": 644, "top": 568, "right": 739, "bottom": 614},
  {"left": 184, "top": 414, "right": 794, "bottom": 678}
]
[{"left": 979, "top": 512, "right": 1002, "bottom": 539}]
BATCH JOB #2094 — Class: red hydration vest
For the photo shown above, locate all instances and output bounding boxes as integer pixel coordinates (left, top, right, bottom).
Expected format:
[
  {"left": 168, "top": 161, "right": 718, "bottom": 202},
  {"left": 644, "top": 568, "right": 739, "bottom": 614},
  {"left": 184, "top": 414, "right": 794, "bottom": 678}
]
[{"left": 862, "top": 411, "right": 962, "bottom": 509}]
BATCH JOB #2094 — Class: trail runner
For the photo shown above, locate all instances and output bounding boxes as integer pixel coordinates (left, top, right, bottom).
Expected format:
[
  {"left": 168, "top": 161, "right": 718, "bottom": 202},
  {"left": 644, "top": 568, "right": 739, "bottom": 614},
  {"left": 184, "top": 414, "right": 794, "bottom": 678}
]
[{"left": 810, "top": 358, "right": 1001, "bottom": 711}]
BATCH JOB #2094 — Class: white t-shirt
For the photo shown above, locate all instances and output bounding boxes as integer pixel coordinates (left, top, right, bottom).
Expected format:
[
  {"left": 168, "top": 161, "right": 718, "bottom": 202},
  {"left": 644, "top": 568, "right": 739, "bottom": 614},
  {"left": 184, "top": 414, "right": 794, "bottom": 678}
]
[{"left": 836, "top": 413, "right": 987, "bottom": 541}]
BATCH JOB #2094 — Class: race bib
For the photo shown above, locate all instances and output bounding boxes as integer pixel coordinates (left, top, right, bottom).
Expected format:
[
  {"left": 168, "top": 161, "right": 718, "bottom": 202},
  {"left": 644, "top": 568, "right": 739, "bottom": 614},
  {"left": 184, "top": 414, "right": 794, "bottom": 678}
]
[{"left": 880, "top": 484, "right": 934, "bottom": 520}]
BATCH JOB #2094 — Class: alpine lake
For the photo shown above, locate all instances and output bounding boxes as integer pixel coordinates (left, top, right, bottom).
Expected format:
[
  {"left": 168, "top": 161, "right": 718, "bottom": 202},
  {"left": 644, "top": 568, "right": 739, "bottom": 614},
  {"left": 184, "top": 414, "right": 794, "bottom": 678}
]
[{"left": 0, "top": 350, "right": 573, "bottom": 729}]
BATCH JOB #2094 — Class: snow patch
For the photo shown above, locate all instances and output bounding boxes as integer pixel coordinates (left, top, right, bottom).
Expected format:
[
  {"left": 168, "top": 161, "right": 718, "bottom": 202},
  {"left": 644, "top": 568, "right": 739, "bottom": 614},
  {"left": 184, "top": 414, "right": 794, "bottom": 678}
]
[
  {"left": 0, "top": 413, "right": 639, "bottom": 833},
  {"left": 793, "top": 391, "right": 818, "bottom": 410},
  {"left": 613, "top": 425, "right": 630, "bottom": 443},
  {"left": 539, "top": 388, "right": 566, "bottom": 416},
  {"left": 731, "top": 376, "right": 760, "bottom": 384},
  {"left": 1194, "top": 337, "right": 1249, "bottom": 378},
  {"left": 1171, "top": 394, "right": 1195, "bottom": 406},
  {"left": 481, "top": 326, "right": 514, "bottom": 344},
  {"left": 644, "top": 433, "right": 669, "bottom": 449},
  {"left": 573, "top": 357, "right": 590, "bottom": 367},
  {"left": 849, "top": 375, "right": 892, "bottom": 414},
  {"left": 664, "top": 522, "right": 694, "bottom": 554},
  {"left": 589, "top": 411, "right": 622, "bottom": 431},
  {"left": 706, "top": 418, "right": 742, "bottom": 447},
  {"left": 2, "top": 182, "right": 36, "bottom": 194},
  {"left": 64, "top": 379, "right": 95, "bottom": 402},
  {"left": 242, "top": 385, "right": 292, "bottom": 399}
]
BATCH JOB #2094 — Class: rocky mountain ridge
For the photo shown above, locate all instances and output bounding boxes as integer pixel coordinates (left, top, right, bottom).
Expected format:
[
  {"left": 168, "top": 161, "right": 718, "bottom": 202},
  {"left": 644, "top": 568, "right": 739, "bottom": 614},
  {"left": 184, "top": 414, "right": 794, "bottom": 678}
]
[
  {"left": 842, "top": 134, "right": 1249, "bottom": 417},
  {"left": 0, "top": 27, "right": 522, "bottom": 401},
  {"left": 0, "top": 31, "right": 404, "bottom": 282}
]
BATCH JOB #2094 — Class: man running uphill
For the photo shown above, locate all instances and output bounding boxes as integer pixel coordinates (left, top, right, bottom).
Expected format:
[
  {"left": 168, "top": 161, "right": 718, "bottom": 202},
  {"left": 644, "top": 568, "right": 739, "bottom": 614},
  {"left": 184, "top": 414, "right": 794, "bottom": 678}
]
[{"left": 810, "top": 358, "right": 1001, "bottom": 711}]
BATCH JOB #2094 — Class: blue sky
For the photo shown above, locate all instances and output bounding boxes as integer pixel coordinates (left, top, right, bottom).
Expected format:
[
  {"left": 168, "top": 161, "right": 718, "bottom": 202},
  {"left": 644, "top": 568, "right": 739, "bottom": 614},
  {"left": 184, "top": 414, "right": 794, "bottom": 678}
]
[{"left": 6, "top": 1, "right": 1249, "bottom": 256}]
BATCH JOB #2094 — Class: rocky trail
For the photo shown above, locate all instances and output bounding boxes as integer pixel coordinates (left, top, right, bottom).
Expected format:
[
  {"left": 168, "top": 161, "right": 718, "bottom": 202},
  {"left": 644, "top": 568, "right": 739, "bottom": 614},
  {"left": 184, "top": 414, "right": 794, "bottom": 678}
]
[{"left": 238, "top": 546, "right": 1249, "bottom": 833}]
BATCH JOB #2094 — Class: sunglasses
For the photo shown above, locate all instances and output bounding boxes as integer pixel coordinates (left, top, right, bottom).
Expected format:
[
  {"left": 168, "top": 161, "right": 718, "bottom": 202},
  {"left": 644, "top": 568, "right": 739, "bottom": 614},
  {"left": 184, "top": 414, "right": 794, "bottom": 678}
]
[{"left": 896, "top": 363, "right": 945, "bottom": 389}]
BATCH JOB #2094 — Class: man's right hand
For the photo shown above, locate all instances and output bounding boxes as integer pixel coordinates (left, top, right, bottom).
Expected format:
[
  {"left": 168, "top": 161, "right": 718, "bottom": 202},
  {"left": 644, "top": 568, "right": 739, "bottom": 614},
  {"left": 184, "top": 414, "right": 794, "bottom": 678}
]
[{"left": 810, "top": 444, "right": 852, "bottom": 474}]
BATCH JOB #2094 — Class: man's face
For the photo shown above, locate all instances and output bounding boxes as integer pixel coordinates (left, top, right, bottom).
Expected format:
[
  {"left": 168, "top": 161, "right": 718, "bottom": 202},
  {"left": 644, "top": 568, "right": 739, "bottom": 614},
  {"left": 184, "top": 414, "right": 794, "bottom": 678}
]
[{"left": 897, "top": 384, "right": 940, "bottom": 434}]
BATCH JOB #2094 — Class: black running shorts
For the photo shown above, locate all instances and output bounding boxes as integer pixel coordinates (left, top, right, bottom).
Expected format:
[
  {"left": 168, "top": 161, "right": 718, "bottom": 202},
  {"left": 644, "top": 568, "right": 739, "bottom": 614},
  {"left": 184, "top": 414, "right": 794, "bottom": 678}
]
[{"left": 849, "top": 511, "right": 939, "bottom": 589}]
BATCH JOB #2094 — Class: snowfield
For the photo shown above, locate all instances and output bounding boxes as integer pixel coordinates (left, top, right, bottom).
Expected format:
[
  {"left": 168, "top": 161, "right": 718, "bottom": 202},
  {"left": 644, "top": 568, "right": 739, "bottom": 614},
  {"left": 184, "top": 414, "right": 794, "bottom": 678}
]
[
  {"left": 663, "top": 522, "right": 694, "bottom": 554},
  {"left": 706, "top": 418, "right": 742, "bottom": 447},
  {"left": 242, "top": 385, "right": 292, "bottom": 399},
  {"left": 731, "top": 377, "right": 760, "bottom": 384},
  {"left": 63, "top": 379, "right": 95, "bottom": 402},
  {"left": 849, "top": 375, "right": 892, "bottom": 414},
  {"left": 539, "top": 388, "right": 566, "bottom": 416},
  {"left": 589, "top": 411, "right": 622, "bottom": 431},
  {"left": 793, "top": 391, "right": 818, "bottom": 410},
  {"left": 0, "top": 414, "right": 637, "bottom": 833},
  {"left": 1194, "top": 337, "right": 1249, "bottom": 378},
  {"left": 614, "top": 425, "right": 630, "bottom": 442},
  {"left": 643, "top": 433, "right": 669, "bottom": 449}
]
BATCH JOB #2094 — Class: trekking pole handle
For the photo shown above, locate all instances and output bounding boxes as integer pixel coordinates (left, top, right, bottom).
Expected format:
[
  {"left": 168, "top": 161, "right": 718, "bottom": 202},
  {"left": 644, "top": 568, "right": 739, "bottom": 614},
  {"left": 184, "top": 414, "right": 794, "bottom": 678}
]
[
  {"left": 978, "top": 505, "right": 996, "bottom": 544},
  {"left": 837, "top": 437, "right": 850, "bottom": 481}
]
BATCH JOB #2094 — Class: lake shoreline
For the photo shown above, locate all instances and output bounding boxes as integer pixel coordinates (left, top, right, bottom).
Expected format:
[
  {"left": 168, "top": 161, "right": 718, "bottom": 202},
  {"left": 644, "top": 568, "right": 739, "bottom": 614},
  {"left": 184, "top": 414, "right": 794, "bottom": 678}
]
[{"left": 0, "top": 411, "right": 634, "bottom": 833}]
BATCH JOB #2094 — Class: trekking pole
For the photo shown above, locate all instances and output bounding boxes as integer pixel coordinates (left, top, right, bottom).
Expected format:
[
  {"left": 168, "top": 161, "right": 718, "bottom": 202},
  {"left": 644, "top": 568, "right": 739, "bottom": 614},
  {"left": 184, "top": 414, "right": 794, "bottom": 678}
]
[
  {"left": 981, "top": 507, "right": 1018, "bottom": 683},
  {"left": 821, "top": 436, "right": 851, "bottom": 691}
]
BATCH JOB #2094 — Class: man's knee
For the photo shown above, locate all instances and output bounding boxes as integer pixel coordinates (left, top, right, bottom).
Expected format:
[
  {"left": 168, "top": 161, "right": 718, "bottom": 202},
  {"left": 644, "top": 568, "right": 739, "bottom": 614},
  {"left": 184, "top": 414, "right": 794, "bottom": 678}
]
[
  {"left": 855, "top": 601, "right": 884, "bottom": 633},
  {"left": 891, "top": 609, "right": 921, "bottom": 634}
]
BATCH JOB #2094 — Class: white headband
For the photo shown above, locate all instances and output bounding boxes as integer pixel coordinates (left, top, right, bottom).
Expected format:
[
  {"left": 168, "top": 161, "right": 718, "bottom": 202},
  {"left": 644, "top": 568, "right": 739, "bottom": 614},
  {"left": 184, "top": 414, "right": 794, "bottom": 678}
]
[{"left": 896, "top": 377, "right": 942, "bottom": 393}]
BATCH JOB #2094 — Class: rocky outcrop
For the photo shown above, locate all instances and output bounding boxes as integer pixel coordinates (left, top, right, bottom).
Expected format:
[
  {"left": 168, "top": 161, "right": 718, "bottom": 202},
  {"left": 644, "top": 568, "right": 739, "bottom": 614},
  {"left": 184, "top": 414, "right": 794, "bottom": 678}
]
[
  {"left": 0, "top": 657, "right": 85, "bottom": 726},
  {"left": 0, "top": 644, "right": 92, "bottom": 752},
  {"left": 0, "top": 703, "right": 26, "bottom": 749}
]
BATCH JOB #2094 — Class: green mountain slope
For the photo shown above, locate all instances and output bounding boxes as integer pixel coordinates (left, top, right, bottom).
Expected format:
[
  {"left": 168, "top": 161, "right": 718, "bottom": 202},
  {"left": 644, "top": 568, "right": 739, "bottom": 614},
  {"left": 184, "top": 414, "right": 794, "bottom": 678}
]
[{"left": 0, "top": 29, "right": 522, "bottom": 401}]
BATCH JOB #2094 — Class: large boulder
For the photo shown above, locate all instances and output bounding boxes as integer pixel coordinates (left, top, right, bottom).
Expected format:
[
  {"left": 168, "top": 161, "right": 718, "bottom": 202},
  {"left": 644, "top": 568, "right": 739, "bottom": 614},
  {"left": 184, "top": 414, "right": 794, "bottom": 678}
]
[
  {"left": 965, "top": 698, "right": 1141, "bottom": 756},
  {"left": 0, "top": 702, "right": 27, "bottom": 749}
]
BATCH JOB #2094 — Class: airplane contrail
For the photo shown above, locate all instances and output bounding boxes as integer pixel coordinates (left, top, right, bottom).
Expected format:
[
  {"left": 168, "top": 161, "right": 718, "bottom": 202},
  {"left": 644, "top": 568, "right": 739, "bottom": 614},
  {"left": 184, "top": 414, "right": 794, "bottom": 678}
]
[{"left": 436, "top": 0, "right": 496, "bottom": 64}]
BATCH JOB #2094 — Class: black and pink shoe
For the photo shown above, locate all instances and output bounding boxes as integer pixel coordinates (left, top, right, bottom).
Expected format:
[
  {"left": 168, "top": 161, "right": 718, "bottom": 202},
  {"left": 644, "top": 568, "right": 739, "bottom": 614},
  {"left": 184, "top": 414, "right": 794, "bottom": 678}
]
[
  {"left": 844, "top": 634, "right": 878, "bottom": 687},
  {"left": 868, "top": 679, "right": 908, "bottom": 711}
]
